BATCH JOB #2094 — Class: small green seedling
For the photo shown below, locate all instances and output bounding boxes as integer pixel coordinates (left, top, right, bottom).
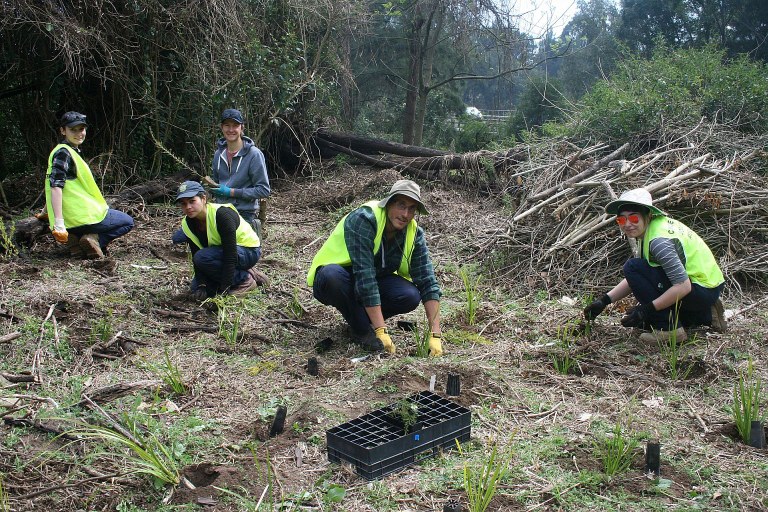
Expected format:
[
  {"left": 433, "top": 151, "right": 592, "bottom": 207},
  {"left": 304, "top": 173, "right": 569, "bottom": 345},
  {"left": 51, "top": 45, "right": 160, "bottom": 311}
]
[
  {"left": 594, "top": 423, "right": 638, "bottom": 476},
  {"left": 732, "top": 358, "right": 765, "bottom": 444},
  {"left": 388, "top": 398, "right": 419, "bottom": 434}
]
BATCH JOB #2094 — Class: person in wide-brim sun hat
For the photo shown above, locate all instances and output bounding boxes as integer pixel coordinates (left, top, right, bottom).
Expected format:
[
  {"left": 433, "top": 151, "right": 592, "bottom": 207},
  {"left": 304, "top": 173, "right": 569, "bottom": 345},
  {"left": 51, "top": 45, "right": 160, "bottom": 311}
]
[
  {"left": 307, "top": 179, "right": 443, "bottom": 357},
  {"left": 583, "top": 188, "right": 727, "bottom": 344}
]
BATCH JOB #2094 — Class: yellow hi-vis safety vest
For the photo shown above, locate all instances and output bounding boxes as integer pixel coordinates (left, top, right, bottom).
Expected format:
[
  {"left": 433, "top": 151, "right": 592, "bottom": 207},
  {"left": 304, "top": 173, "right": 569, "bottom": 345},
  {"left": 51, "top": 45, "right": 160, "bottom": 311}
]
[
  {"left": 181, "top": 203, "right": 260, "bottom": 249},
  {"left": 307, "top": 200, "right": 417, "bottom": 286},
  {"left": 642, "top": 216, "right": 724, "bottom": 288},
  {"left": 45, "top": 144, "right": 109, "bottom": 229}
]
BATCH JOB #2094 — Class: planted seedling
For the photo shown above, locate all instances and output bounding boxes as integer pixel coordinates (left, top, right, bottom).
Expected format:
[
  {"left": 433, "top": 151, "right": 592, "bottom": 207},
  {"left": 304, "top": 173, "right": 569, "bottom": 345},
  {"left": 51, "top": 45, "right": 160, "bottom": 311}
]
[
  {"left": 732, "top": 358, "right": 765, "bottom": 445},
  {"left": 459, "top": 265, "right": 481, "bottom": 326},
  {"left": 550, "top": 322, "right": 580, "bottom": 375},
  {"left": 657, "top": 306, "right": 695, "bottom": 379},
  {"left": 456, "top": 438, "right": 511, "bottom": 512},
  {"left": 159, "top": 348, "right": 187, "bottom": 395},
  {"left": 387, "top": 398, "right": 420, "bottom": 434},
  {"left": 0, "top": 221, "right": 18, "bottom": 261},
  {"left": 593, "top": 423, "right": 638, "bottom": 476},
  {"left": 411, "top": 322, "right": 431, "bottom": 358}
]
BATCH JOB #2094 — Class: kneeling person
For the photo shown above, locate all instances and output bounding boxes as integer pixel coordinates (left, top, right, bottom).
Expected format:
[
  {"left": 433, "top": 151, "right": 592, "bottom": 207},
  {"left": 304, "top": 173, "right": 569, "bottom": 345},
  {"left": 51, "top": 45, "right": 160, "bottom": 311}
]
[
  {"left": 307, "top": 180, "right": 443, "bottom": 356},
  {"left": 175, "top": 181, "right": 266, "bottom": 300},
  {"left": 46, "top": 111, "right": 134, "bottom": 258}
]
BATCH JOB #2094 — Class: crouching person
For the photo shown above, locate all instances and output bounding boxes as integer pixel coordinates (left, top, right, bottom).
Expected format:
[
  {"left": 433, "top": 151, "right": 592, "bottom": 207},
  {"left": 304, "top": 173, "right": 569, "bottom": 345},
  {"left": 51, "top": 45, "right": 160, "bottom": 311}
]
[
  {"left": 174, "top": 181, "right": 267, "bottom": 300},
  {"left": 45, "top": 111, "right": 134, "bottom": 258},
  {"left": 307, "top": 179, "right": 443, "bottom": 356}
]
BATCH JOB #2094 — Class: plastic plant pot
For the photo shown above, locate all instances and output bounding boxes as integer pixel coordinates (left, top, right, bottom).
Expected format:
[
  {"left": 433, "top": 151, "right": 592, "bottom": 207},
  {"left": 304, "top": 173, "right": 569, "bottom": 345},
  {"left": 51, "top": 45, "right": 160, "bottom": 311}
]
[
  {"left": 749, "top": 421, "right": 766, "bottom": 449},
  {"left": 269, "top": 405, "right": 287, "bottom": 438},
  {"left": 446, "top": 374, "right": 461, "bottom": 396},
  {"left": 397, "top": 320, "right": 416, "bottom": 332},
  {"left": 644, "top": 442, "right": 661, "bottom": 476},
  {"left": 315, "top": 337, "right": 334, "bottom": 354},
  {"left": 307, "top": 357, "right": 319, "bottom": 376},
  {"left": 443, "top": 498, "right": 463, "bottom": 511}
]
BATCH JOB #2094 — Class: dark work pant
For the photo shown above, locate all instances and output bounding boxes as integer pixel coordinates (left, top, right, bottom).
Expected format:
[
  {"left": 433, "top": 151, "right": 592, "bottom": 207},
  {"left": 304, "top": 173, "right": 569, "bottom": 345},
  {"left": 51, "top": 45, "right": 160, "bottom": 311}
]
[
  {"left": 312, "top": 264, "right": 421, "bottom": 336},
  {"left": 191, "top": 246, "right": 261, "bottom": 294},
  {"left": 69, "top": 209, "right": 134, "bottom": 250},
  {"left": 623, "top": 257, "right": 723, "bottom": 330}
]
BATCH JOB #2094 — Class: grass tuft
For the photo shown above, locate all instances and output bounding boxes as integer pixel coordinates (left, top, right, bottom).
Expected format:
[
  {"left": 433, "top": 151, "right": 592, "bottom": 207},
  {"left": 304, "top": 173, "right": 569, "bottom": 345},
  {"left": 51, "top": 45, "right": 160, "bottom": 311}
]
[{"left": 732, "top": 358, "right": 765, "bottom": 444}]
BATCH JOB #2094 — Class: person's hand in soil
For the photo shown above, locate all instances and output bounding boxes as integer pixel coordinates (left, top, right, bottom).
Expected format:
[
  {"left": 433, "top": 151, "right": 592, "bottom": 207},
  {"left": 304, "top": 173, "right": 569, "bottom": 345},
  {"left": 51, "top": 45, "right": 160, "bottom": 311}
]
[
  {"left": 584, "top": 293, "right": 611, "bottom": 320},
  {"left": 621, "top": 303, "right": 655, "bottom": 327},
  {"left": 428, "top": 333, "right": 443, "bottom": 357},
  {"left": 374, "top": 326, "right": 396, "bottom": 354}
]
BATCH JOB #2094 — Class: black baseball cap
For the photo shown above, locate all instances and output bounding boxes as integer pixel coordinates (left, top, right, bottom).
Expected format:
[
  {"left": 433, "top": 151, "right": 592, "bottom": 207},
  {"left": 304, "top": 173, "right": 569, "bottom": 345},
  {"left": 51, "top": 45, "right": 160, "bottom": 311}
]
[{"left": 60, "top": 111, "right": 88, "bottom": 128}]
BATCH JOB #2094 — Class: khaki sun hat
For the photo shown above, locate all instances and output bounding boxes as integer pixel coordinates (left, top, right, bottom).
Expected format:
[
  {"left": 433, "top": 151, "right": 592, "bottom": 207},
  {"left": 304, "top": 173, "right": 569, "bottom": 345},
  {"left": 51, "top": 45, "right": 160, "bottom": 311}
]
[
  {"left": 377, "top": 179, "right": 428, "bottom": 214},
  {"left": 605, "top": 188, "right": 665, "bottom": 216}
]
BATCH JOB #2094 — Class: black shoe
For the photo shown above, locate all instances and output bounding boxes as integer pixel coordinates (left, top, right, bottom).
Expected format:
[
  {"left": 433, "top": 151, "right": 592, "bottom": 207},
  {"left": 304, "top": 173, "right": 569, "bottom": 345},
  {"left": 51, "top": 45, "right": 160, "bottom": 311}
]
[{"left": 352, "top": 329, "right": 384, "bottom": 352}]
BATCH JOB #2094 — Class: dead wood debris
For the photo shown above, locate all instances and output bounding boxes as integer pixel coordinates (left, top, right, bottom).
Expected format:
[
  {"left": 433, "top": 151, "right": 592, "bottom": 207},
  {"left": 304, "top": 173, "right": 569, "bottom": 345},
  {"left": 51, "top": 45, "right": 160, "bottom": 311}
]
[{"left": 462, "top": 124, "right": 768, "bottom": 296}]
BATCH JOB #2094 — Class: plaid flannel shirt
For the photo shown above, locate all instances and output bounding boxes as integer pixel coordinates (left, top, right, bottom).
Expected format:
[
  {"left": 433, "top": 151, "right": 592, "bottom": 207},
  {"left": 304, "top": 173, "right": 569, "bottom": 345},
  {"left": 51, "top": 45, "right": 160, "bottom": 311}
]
[{"left": 343, "top": 206, "right": 441, "bottom": 307}]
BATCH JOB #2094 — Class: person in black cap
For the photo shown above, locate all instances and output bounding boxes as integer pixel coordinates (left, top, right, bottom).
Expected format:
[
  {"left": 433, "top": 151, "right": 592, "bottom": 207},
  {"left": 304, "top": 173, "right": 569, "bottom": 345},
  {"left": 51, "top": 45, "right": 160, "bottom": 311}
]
[
  {"left": 208, "top": 108, "right": 270, "bottom": 239},
  {"left": 44, "top": 111, "right": 134, "bottom": 258},
  {"left": 307, "top": 180, "right": 443, "bottom": 356},
  {"left": 583, "top": 188, "right": 726, "bottom": 343},
  {"left": 174, "top": 180, "right": 267, "bottom": 300}
]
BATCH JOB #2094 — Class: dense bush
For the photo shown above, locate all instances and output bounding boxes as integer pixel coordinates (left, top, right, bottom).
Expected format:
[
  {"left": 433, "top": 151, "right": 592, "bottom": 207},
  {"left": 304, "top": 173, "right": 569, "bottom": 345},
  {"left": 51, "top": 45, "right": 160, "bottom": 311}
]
[{"left": 551, "top": 46, "right": 768, "bottom": 144}]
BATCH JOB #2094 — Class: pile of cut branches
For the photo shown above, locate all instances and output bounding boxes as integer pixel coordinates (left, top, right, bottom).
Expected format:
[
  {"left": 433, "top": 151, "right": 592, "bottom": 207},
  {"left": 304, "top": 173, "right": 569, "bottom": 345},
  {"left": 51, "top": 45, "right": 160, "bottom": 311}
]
[{"left": 471, "top": 122, "right": 768, "bottom": 297}]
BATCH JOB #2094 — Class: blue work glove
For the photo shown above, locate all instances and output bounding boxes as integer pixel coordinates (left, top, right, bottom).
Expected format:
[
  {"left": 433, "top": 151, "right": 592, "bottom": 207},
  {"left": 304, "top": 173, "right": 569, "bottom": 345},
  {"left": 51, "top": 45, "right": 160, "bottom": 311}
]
[
  {"left": 621, "top": 303, "right": 655, "bottom": 328},
  {"left": 211, "top": 184, "right": 232, "bottom": 198}
]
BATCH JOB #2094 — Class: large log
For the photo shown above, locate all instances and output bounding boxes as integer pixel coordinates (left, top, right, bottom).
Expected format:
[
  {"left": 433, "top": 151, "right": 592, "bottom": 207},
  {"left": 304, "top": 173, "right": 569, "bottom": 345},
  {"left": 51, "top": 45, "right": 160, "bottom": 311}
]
[
  {"left": 314, "top": 135, "right": 529, "bottom": 178},
  {"left": 315, "top": 130, "right": 449, "bottom": 157}
]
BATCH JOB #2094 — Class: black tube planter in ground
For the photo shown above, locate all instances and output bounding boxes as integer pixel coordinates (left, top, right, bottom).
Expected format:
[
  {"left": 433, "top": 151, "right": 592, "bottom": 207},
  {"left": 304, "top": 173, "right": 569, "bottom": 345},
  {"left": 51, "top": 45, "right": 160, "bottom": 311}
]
[
  {"left": 269, "top": 405, "right": 288, "bottom": 438},
  {"left": 446, "top": 374, "right": 461, "bottom": 396},
  {"left": 645, "top": 442, "right": 661, "bottom": 476},
  {"left": 749, "top": 421, "right": 766, "bottom": 449},
  {"left": 307, "top": 357, "right": 319, "bottom": 376},
  {"left": 397, "top": 320, "right": 416, "bottom": 331}
]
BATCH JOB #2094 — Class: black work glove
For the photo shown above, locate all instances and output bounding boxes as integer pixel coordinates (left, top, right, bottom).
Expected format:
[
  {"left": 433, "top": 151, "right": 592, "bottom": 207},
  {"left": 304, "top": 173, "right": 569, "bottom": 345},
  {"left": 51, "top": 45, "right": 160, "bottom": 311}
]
[
  {"left": 584, "top": 294, "right": 612, "bottom": 320},
  {"left": 191, "top": 285, "right": 209, "bottom": 302},
  {"left": 621, "top": 303, "right": 656, "bottom": 328}
]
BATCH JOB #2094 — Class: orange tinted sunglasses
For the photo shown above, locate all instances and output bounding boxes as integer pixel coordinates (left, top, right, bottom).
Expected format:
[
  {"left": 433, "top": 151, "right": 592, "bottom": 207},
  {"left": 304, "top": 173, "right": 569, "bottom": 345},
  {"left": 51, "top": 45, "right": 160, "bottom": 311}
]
[{"left": 616, "top": 214, "right": 641, "bottom": 226}]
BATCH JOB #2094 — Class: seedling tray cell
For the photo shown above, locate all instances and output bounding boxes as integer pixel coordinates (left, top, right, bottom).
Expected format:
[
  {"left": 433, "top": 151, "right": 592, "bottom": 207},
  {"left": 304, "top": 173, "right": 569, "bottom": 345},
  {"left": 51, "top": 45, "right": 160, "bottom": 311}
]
[{"left": 327, "top": 391, "right": 471, "bottom": 480}]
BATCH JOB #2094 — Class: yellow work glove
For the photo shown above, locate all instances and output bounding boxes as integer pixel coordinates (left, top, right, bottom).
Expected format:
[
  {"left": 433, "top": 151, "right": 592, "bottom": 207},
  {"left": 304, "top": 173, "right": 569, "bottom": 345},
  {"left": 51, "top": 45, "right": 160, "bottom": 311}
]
[
  {"left": 374, "top": 326, "right": 396, "bottom": 354},
  {"left": 429, "top": 333, "right": 443, "bottom": 357},
  {"left": 52, "top": 218, "right": 68, "bottom": 244}
]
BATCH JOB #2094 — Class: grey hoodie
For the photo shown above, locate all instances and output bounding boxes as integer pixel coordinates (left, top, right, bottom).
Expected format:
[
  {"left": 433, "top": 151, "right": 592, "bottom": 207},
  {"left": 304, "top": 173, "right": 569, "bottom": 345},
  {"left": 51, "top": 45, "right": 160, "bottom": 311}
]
[{"left": 211, "top": 135, "right": 270, "bottom": 215}]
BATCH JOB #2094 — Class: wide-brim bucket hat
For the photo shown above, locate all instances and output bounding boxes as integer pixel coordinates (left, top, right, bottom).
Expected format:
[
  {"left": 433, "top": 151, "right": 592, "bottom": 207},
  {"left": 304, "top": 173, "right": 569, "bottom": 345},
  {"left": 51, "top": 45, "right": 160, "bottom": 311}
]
[
  {"left": 605, "top": 188, "right": 666, "bottom": 216},
  {"left": 377, "top": 179, "right": 428, "bottom": 214}
]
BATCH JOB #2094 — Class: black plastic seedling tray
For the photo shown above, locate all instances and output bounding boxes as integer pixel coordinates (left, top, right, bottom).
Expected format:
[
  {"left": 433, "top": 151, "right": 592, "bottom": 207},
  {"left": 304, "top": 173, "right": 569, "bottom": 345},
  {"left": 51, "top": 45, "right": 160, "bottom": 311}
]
[{"left": 326, "top": 391, "right": 471, "bottom": 480}]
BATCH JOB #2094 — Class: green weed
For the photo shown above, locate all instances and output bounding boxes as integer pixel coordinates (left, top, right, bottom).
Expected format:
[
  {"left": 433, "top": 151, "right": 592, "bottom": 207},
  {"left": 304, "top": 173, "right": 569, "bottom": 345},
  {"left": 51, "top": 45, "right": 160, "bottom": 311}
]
[
  {"left": 551, "top": 323, "right": 579, "bottom": 375},
  {"left": 67, "top": 421, "right": 180, "bottom": 486},
  {"left": 732, "top": 358, "right": 765, "bottom": 444},
  {"left": 593, "top": 423, "right": 638, "bottom": 476},
  {"left": 459, "top": 266, "right": 481, "bottom": 326},
  {"left": 91, "top": 312, "right": 115, "bottom": 344},
  {"left": 287, "top": 287, "right": 305, "bottom": 319},
  {"left": 457, "top": 439, "right": 511, "bottom": 512},
  {"left": 0, "top": 222, "right": 18, "bottom": 261},
  {"left": 411, "top": 322, "right": 431, "bottom": 358},
  {"left": 159, "top": 348, "right": 187, "bottom": 395},
  {"left": 657, "top": 305, "right": 693, "bottom": 379},
  {"left": 205, "top": 295, "right": 245, "bottom": 345}
]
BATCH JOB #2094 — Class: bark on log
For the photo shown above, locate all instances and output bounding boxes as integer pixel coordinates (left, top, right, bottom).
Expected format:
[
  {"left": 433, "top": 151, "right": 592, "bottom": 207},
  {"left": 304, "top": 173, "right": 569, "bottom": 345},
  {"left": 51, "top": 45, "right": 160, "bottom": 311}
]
[
  {"left": 314, "top": 135, "right": 529, "bottom": 177},
  {"left": 315, "top": 130, "right": 449, "bottom": 157}
]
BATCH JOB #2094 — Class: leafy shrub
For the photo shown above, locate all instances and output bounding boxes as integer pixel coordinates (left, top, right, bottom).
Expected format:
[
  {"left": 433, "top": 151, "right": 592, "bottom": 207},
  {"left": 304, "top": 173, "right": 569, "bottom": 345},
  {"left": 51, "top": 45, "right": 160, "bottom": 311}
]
[{"left": 553, "top": 45, "right": 768, "bottom": 143}]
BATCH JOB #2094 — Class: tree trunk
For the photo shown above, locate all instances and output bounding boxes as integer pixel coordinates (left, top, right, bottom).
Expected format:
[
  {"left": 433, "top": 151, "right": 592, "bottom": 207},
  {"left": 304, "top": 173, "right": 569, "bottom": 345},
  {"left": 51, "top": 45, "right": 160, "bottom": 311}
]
[
  {"left": 413, "top": 2, "right": 445, "bottom": 147},
  {"left": 315, "top": 130, "right": 448, "bottom": 157}
]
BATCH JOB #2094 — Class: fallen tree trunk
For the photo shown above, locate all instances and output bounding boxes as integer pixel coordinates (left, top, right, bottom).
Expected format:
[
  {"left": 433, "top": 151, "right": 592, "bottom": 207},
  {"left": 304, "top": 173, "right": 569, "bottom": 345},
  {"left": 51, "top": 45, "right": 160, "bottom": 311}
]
[
  {"left": 314, "top": 134, "right": 529, "bottom": 179},
  {"left": 315, "top": 130, "right": 449, "bottom": 157}
]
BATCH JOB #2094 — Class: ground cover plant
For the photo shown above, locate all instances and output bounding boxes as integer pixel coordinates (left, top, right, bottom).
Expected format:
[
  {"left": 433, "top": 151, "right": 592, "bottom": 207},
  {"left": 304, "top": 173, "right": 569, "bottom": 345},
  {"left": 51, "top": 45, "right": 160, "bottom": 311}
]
[{"left": 1, "top": 161, "right": 768, "bottom": 511}]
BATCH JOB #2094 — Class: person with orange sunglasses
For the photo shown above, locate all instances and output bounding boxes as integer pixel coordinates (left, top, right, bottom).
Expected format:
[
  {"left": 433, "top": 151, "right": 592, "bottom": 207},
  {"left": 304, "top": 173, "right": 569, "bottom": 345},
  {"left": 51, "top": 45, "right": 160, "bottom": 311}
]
[{"left": 583, "top": 188, "right": 726, "bottom": 343}]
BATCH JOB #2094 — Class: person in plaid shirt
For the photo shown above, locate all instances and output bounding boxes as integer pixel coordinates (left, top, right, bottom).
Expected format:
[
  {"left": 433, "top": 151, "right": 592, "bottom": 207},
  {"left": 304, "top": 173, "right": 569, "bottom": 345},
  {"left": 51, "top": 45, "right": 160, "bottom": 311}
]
[
  {"left": 44, "top": 111, "right": 134, "bottom": 258},
  {"left": 307, "top": 180, "right": 443, "bottom": 356}
]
